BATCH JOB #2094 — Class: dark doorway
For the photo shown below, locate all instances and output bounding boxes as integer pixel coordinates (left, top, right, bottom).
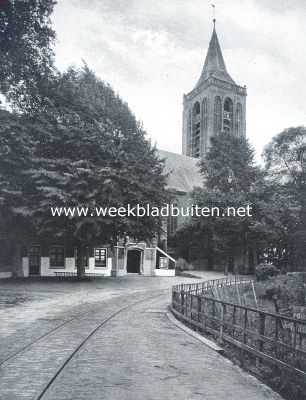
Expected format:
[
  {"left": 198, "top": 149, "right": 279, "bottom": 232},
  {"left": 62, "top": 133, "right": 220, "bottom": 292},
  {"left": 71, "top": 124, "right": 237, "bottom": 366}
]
[
  {"left": 29, "top": 246, "right": 41, "bottom": 275},
  {"left": 127, "top": 250, "right": 141, "bottom": 273}
]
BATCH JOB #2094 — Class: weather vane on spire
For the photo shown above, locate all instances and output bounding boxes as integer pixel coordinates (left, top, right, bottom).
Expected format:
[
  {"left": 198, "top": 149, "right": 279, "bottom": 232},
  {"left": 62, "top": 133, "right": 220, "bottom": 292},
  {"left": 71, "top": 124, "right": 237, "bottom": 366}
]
[{"left": 211, "top": 4, "right": 216, "bottom": 27}]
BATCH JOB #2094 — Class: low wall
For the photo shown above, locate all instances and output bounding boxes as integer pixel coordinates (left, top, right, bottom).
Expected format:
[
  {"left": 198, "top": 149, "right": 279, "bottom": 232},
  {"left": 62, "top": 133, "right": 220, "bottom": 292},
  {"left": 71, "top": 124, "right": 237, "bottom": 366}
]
[
  {"left": 154, "top": 269, "right": 175, "bottom": 277},
  {"left": 22, "top": 257, "right": 112, "bottom": 277},
  {"left": 0, "top": 271, "right": 12, "bottom": 279}
]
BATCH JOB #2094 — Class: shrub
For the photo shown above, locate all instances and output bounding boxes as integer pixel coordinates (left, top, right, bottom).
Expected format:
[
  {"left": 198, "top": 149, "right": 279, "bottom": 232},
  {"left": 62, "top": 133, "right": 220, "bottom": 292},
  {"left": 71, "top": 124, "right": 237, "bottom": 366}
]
[
  {"left": 256, "top": 275, "right": 306, "bottom": 317},
  {"left": 255, "top": 263, "right": 280, "bottom": 281},
  {"left": 287, "top": 272, "right": 306, "bottom": 283},
  {"left": 175, "top": 258, "right": 194, "bottom": 271}
]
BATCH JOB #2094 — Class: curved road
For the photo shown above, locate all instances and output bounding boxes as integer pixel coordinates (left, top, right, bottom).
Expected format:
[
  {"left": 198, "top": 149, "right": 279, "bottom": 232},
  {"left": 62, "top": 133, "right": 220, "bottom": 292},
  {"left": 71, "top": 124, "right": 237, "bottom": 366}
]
[{"left": 0, "top": 275, "right": 283, "bottom": 400}]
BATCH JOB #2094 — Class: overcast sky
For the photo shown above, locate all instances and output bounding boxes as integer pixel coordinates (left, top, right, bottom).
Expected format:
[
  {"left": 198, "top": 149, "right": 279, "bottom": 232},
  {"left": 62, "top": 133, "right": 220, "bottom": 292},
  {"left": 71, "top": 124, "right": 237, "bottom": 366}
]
[{"left": 52, "top": 0, "right": 306, "bottom": 161}]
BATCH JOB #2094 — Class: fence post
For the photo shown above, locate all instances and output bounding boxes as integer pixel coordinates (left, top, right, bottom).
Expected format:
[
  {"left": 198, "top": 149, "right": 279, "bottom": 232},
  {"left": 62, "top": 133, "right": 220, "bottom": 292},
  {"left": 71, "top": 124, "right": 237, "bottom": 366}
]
[
  {"left": 181, "top": 290, "right": 185, "bottom": 315},
  {"left": 197, "top": 296, "right": 201, "bottom": 324},
  {"left": 274, "top": 316, "right": 279, "bottom": 358},
  {"left": 256, "top": 312, "right": 266, "bottom": 367},
  {"left": 293, "top": 321, "right": 297, "bottom": 349},
  {"left": 212, "top": 298, "right": 216, "bottom": 322},
  {"left": 240, "top": 308, "right": 248, "bottom": 367},
  {"left": 232, "top": 305, "right": 236, "bottom": 336},
  {"left": 219, "top": 303, "right": 225, "bottom": 343},
  {"left": 258, "top": 313, "right": 266, "bottom": 352}
]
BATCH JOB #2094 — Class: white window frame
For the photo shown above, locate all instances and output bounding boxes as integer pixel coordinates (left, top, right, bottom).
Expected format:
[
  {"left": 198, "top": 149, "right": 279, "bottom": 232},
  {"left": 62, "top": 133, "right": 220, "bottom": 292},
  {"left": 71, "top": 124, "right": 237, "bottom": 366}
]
[
  {"left": 94, "top": 247, "right": 108, "bottom": 268},
  {"left": 49, "top": 245, "right": 65, "bottom": 269}
]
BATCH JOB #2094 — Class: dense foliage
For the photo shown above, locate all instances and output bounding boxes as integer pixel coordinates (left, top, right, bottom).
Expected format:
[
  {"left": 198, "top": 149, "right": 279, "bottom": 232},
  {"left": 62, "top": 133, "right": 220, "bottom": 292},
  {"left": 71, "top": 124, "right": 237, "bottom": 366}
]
[
  {"left": 173, "top": 129, "right": 306, "bottom": 273},
  {"left": 28, "top": 67, "right": 168, "bottom": 239},
  {"left": 173, "top": 132, "right": 263, "bottom": 273},
  {"left": 255, "top": 263, "right": 280, "bottom": 281},
  {"left": 263, "top": 127, "right": 306, "bottom": 270},
  {"left": 0, "top": 0, "right": 56, "bottom": 110},
  {"left": 0, "top": 67, "right": 168, "bottom": 276},
  {"left": 0, "top": 2, "right": 168, "bottom": 276},
  {"left": 0, "top": 110, "right": 35, "bottom": 272}
]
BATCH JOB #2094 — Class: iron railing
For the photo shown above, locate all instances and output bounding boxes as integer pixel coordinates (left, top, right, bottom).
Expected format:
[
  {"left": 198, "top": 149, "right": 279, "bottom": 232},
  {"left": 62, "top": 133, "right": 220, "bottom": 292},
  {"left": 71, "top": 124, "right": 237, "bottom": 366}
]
[{"left": 171, "top": 277, "right": 306, "bottom": 378}]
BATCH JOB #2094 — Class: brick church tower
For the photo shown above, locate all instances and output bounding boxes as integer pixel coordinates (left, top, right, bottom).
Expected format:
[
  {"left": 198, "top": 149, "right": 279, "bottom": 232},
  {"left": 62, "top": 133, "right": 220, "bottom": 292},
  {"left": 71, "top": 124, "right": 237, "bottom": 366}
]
[{"left": 182, "top": 20, "right": 247, "bottom": 158}]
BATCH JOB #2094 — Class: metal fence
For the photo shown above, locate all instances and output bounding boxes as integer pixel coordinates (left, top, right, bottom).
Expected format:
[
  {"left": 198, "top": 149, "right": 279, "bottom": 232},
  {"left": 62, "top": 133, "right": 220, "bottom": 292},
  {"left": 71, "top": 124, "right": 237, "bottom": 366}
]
[{"left": 171, "top": 277, "right": 306, "bottom": 378}]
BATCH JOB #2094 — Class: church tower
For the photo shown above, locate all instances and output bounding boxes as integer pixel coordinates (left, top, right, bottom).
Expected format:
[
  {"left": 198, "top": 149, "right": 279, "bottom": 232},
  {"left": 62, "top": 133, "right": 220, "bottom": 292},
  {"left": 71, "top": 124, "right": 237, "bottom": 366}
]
[{"left": 182, "top": 21, "right": 247, "bottom": 158}]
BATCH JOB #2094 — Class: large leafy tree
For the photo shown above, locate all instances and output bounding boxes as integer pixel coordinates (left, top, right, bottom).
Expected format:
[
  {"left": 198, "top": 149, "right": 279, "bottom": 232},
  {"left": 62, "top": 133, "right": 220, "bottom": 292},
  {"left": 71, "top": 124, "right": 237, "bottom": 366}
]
[
  {"left": 0, "top": 0, "right": 168, "bottom": 275},
  {"left": 264, "top": 127, "right": 306, "bottom": 220},
  {"left": 174, "top": 132, "right": 264, "bottom": 273},
  {"left": 22, "top": 67, "right": 168, "bottom": 276},
  {"left": 0, "top": 110, "right": 35, "bottom": 274},
  {"left": 175, "top": 128, "right": 306, "bottom": 273},
  {"left": 263, "top": 127, "right": 306, "bottom": 270},
  {"left": 0, "top": 0, "right": 56, "bottom": 110}
]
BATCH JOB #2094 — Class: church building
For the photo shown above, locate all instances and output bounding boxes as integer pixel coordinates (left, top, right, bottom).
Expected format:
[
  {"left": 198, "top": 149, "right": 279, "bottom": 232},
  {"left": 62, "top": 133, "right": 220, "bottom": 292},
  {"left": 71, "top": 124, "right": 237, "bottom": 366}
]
[
  {"left": 182, "top": 20, "right": 246, "bottom": 159},
  {"left": 1, "top": 20, "right": 247, "bottom": 279},
  {"left": 161, "top": 20, "right": 247, "bottom": 269}
]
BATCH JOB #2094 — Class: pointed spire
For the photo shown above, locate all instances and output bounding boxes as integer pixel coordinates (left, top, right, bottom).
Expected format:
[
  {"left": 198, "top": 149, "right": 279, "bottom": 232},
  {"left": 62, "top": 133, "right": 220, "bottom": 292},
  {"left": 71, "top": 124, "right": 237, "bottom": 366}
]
[
  {"left": 196, "top": 22, "right": 235, "bottom": 87},
  {"left": 212, "top": 3, "right": 216, "bottom": 28}
]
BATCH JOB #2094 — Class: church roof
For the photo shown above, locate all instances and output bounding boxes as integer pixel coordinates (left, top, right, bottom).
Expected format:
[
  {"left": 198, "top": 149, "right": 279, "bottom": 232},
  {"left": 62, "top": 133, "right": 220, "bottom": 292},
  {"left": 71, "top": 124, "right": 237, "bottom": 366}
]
[
  {"left": 157, "top": 149, "right": 202, "bottom": 193},
  {"left": 196, "top": 25, "right": 235, "bottom": 87}
]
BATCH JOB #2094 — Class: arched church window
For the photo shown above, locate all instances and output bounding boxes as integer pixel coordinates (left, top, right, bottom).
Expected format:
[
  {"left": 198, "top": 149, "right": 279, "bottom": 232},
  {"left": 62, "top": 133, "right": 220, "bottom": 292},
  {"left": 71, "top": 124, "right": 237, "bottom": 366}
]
[
  {"left": 193, "top": 101, "right": 201, "bottom": 116},
  {"left": 214, "top": 96, "right": 222, "bottom": 134},
  {"left": 187, "top": 110, "right": 192, "bottom": 156},
  {"left": 223, "top": 97, "right": 233, "bottom": 134},
  {"left": 202, "top": 98, "right": 208, "bottom": 131},
  {"left": 202, "top": 97, "right": 208, "bottom": 154},
  {"left": 191, "top": 101, "right": 201, "bottom": 158},
  {"left": 236, "top": 103, "right": 243, "bottom": 137}
]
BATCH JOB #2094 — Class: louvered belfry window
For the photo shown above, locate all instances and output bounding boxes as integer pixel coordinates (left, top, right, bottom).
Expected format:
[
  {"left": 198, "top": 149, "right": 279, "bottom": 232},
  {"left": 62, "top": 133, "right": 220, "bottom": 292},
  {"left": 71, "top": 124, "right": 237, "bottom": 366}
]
[
  {"left": 191, "top": 101, "right": 201, "bottom": 158},
  {"left": 223, "top": 97, "right": 233, "bottom": 134},
  {"left": 236, "top": 103, "right": 243, "bottom": 136},
  {"left": 214, "top": 96, "right": 222, "bottom": 134}
]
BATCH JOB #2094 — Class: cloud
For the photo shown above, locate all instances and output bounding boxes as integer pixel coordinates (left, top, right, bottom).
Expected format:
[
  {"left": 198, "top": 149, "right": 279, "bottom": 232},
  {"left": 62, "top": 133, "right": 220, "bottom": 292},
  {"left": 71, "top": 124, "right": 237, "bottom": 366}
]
[{"left": 52, "top": 0, "right": 306, "bottom": 161}]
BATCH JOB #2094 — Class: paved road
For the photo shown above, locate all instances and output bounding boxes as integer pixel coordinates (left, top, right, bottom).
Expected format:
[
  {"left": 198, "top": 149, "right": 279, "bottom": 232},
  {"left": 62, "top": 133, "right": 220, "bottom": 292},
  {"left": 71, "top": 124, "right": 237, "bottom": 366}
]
[{"left": 0, "top": 274, "right": 283, "bottom": 400}]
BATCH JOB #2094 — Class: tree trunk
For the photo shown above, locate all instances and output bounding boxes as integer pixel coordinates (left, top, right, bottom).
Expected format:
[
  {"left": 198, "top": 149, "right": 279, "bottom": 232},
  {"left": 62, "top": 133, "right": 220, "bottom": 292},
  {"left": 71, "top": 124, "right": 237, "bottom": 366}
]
[
  {"left": 251, "top": 245, "right": 257, "bottom": 273},
  {"left": 207, "top": 233, "right": 214, "bottom": 270},
  {"left": 242, "top": 232, "right": 249, "bottom": 274},
  {"left": 234, "top": 251, "right": 243, "bottom": 275},
  {"left": 12, "top": 242, "right": 22, "bottom": 277},
  {"left": 76, "top": 245, "right": 85, "bottom": 280}
]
